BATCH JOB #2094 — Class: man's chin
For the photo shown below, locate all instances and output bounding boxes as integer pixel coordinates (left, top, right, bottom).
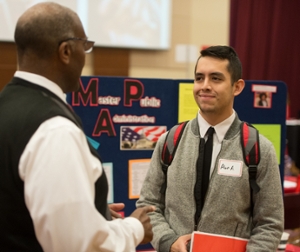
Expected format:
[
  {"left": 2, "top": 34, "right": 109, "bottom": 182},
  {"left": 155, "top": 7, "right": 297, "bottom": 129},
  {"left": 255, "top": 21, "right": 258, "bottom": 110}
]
[
  {"left": 64, "top": 81, "right": 80, "bottom": 94},
  {"left": 199, "top": 106, "right": 214, "bottom": 114},
  {"left": 74, "top": 80, "right": 81, "bottom": 91}
]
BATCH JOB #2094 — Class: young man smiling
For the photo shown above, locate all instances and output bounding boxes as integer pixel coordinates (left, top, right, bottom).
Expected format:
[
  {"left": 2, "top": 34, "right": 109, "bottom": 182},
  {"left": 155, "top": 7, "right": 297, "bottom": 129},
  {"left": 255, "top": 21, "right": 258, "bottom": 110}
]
[{"left": 137, "top": 45, "right": 284, "bottom": 252}]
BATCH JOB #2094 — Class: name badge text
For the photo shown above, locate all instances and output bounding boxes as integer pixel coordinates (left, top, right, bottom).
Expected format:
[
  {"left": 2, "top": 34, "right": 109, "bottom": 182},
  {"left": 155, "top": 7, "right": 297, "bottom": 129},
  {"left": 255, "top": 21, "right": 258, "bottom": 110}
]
[{"left": 217, "top": 159, "right": 243, "bottom": 177}]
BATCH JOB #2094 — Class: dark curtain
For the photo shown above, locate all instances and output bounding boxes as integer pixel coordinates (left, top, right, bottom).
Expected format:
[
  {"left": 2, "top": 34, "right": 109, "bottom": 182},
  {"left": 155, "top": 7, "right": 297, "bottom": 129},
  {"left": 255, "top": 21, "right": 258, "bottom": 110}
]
[{"left": 230, "top": 0, "right": 300, "bottom": 118}]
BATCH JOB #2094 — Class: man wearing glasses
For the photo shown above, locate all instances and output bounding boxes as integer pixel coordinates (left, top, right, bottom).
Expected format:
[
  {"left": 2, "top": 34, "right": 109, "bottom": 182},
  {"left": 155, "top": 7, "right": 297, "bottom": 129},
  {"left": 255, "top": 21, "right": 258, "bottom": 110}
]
[{"left": 0, "top": 2, "right": 154, "bottom": 251}]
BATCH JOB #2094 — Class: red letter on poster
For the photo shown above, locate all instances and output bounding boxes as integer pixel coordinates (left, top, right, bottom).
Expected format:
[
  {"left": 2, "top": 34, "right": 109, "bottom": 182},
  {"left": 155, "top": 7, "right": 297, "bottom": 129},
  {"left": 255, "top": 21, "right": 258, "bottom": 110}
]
[
  {"left": 93, "top": 109, "right": 116, "bottom": 137},
  {"left": 124, "top": 79, "right": 144, "bottom": 107},
  {"left": 72, "top": 78, "right": 98, "bottom": 106}
]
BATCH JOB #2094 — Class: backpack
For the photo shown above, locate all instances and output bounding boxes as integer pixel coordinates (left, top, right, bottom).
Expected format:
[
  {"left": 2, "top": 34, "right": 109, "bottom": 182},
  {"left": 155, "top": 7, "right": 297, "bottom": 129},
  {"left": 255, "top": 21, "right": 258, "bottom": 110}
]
[{"left": 160, "top": 121, "right": 261, "bottom": 198}]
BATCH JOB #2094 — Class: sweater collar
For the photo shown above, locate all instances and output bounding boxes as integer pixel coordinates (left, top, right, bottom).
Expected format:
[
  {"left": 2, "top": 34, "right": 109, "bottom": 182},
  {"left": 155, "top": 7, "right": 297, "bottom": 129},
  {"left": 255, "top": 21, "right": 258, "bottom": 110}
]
[
  {"left": 197, "top": 110, "right": 236, "bottom": 143},
  {"left": 191, "top": 112, "right": 241, "bottom": 140}
]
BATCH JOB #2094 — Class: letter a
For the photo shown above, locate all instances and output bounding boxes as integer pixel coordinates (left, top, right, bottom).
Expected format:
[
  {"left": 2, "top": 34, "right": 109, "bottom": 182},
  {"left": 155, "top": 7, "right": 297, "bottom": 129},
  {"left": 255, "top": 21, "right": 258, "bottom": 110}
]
[{"left": 93, "top": 109, "right": 116, "bottom": 137}]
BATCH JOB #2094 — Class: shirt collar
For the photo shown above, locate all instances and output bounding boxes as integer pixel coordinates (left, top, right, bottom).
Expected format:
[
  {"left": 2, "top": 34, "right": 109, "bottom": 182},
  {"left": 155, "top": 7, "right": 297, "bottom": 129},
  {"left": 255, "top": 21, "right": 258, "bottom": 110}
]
[
  {"left": 197, "top": 110, "right": 236, "bottom": 142},
  {"left": 14, "top": 71, "right": 67, "bottom": 103}
]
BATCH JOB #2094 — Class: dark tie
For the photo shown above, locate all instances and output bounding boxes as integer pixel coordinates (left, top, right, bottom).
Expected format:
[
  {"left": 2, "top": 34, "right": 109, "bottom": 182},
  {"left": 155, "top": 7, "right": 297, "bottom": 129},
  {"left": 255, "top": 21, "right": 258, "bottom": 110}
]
[
  {"left": 201, "top": 127, "right": 215, "bottom": 203},
  {"left": 193, "top": 127, "right": 215, "bottom": 227}
]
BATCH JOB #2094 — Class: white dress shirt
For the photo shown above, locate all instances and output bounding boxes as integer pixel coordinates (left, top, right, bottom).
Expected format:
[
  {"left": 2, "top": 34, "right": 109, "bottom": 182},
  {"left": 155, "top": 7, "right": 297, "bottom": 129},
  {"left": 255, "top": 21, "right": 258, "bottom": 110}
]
[
  {"left": 197, "top": 110, "right": 235, "bottom": 178},
  {"left": 15, "top": 71, "right": 143, "bottom": 252}
]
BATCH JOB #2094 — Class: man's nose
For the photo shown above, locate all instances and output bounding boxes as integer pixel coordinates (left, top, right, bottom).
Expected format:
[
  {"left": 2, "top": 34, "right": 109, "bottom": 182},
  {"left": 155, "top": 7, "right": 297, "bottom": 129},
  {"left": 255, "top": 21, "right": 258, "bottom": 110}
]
[{"left": 202, "top": 78, "right": 211, "bottom": 89}]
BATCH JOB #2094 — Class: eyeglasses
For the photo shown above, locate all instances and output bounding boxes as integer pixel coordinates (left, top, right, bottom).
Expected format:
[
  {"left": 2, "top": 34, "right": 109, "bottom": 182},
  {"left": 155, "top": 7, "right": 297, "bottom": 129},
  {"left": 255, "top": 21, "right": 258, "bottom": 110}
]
[{"left": 59, "top": 37, "right": 95, "bottom": 53}]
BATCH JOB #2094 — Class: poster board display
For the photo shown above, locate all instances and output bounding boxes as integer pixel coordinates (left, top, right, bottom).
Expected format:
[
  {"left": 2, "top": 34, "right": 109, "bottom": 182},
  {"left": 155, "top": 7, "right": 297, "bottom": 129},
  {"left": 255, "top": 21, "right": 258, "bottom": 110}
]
[{"left": 67, "top": 77, "right": 287, "bottom": 250}]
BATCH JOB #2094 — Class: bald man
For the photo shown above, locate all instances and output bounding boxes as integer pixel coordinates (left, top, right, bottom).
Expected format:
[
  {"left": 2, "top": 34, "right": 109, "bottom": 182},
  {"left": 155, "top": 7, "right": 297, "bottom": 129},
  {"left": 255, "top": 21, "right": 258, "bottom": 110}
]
[{"left": 0, "top": 2, "right": 154, "bottom": 251}]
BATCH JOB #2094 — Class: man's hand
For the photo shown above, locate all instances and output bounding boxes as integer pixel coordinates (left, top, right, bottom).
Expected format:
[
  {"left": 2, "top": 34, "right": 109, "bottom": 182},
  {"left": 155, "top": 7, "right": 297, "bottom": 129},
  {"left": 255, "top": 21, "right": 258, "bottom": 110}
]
[
  {"left": 108, "top": 203, "right": 125, "bottom": 219},
  {"left": 130, "top": 206, "right": 155, "bottom": 244},
  {"left": 170, "top": 234, "right": 192, "bottom": 252}
]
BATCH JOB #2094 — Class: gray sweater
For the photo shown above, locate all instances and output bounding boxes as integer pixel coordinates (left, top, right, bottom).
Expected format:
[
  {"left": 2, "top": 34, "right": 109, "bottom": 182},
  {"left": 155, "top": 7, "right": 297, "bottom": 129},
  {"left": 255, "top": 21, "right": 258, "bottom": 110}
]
[{"left": 137, "top": 115, "right": 284, "bottom": 252}]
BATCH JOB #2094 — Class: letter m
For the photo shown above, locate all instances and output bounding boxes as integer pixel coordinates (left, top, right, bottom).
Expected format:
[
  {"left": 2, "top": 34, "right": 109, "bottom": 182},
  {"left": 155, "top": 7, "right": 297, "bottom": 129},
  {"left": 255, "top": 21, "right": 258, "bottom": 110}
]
[{"left": 72, "top": 78, "right": 99, "bottom": 106}]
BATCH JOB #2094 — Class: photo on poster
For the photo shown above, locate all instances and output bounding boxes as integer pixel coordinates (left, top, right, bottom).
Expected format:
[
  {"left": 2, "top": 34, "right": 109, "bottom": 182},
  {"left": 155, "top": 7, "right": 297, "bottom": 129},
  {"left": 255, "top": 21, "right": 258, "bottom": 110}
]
[
  {"left": 253, "top": 91, "right": 272, "bottom": 109},
  {"left": 120, "top": 126, "right": 166, "bottom": 150},
  {"left": 251, "top": 84, "right": 277, "bottom": 109}
]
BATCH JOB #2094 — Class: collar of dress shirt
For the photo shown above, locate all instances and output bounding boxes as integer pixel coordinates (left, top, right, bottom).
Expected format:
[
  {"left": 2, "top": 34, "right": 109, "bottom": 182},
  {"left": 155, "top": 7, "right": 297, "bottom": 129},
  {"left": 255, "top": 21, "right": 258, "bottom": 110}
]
[
  {"left": 14, "top": 71, "right": 67, "bottom": 104},
  {"left": 197, "top": 110, "right": 236, "bottom": 143}
]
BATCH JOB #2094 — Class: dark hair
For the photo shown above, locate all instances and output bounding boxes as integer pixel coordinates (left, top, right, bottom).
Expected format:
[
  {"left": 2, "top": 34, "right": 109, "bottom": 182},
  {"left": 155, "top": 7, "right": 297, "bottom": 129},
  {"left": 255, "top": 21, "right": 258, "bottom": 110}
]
[
  {"left": 195, "top": 45, "right": 242, "bottom": 84},
  {"left": 259, "top": 92, "right": 267, "bottom": 99},
  {"left": 14, "top": 3, "right": 76, "bottom": 59}
]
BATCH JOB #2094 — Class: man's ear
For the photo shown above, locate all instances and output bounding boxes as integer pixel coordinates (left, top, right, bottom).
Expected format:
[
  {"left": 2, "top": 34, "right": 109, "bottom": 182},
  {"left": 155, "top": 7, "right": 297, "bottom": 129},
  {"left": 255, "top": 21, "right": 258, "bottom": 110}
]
[
  {"left": 233, "top": 79, "right": 245, "bottom": 97},
  {"left": 58, "top": 42, "right": 71, "bottom": 65}
]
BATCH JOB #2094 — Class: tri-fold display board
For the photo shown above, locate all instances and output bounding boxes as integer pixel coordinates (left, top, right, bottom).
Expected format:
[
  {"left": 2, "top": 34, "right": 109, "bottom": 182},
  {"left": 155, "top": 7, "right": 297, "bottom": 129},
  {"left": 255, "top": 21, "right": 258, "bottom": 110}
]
[{"left": 67, "top": 76, "right": 286, "bottom": 250}]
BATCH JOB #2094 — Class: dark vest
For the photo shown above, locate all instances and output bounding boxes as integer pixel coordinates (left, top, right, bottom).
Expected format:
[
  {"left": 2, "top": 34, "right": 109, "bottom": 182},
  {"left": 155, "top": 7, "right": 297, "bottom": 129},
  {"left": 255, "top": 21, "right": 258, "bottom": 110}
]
[{"left": 0, "top": 78, "right": 111, "bottom": 251}]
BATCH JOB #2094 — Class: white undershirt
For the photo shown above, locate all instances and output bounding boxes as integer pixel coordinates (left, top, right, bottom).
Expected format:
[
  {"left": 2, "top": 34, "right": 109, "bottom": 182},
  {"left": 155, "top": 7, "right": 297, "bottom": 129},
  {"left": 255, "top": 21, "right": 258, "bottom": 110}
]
[
  {"left": 15, "top": 71, "right": 143, "bottom": 252},
  {"left": 197, "top": 110, "right": 235, "bottom": 178}
]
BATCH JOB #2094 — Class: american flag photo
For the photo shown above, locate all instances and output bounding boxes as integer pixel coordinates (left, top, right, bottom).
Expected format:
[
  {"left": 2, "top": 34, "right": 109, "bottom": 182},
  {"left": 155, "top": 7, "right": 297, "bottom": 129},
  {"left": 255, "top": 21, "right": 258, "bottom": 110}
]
[{"left": 120, "top": 126, "right": 166, "bottom": 150}]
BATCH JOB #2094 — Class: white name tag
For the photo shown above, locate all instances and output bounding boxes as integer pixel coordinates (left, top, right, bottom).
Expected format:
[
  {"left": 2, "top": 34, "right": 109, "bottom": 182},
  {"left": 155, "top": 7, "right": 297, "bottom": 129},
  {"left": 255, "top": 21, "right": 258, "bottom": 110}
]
[{"left": 217, "top": 159, "right": 243, "bottom": 177}]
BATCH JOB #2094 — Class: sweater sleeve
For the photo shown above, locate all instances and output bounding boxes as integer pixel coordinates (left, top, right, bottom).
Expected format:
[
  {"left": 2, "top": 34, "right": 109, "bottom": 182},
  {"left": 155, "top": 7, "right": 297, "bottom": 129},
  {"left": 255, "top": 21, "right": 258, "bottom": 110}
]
[
  {"left": 246, "top": 136, "right": 284, "bottom": 252},
  {"left": 136, "top": 132, "right": 180, "bottom": 251}
]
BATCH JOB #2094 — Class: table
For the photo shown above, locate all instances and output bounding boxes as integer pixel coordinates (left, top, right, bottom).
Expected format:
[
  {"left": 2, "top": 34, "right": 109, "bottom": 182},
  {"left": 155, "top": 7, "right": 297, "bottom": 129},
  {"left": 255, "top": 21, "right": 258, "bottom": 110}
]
[{"left": 278, "top": 243, "right": 300, "bottom": 251}]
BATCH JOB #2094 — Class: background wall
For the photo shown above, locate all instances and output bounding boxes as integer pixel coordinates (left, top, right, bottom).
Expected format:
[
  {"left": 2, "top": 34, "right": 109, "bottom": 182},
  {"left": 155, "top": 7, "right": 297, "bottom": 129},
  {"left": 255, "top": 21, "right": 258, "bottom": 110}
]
[
  {"left": 129, "top": 0, "right": 230, "bottom": 79},
  {"left": 0, "top": 0, "right": 230, "bottom": 90},
  {"left": 0, "top": 42, "right": 17, "bottom": 91}
]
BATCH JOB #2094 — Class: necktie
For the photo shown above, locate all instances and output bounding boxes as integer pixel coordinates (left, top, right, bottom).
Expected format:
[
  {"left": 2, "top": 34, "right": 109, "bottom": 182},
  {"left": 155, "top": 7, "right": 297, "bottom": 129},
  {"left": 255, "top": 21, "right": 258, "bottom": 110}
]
[
  {"left": 201, "top": 127, "right": 215, "bottom": 202},
  {"left": 193, "top": 127, "right": 214, "bottom": 227}
]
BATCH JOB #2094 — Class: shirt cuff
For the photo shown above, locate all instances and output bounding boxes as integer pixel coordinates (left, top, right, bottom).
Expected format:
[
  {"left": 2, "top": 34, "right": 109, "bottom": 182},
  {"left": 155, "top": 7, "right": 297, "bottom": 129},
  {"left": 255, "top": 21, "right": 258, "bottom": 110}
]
[{"left": 123, "top": 216, "right": 145, "bottom": 246}]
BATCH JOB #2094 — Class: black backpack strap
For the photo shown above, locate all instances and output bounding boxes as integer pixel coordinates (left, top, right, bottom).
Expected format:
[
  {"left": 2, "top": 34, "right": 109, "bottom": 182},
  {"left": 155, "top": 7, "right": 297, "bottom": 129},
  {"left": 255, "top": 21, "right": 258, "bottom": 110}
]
[
  {"left": 241, "top": 122, "right": 261, "bottom": 194},
  {"left": 160, "top": 121, "right": 188, "bottom": 194}
]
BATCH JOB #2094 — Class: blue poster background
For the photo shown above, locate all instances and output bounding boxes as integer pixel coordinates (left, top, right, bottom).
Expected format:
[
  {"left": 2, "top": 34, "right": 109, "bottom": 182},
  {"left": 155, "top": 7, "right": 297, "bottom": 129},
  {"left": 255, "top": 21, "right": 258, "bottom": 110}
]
[{"left": 67, "top": 77, "right": 287, "bottom": 250}]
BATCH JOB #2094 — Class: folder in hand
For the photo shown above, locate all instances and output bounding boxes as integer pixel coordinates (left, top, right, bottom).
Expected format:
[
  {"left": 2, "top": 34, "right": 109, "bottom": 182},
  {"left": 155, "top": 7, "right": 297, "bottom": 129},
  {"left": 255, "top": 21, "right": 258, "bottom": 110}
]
[{"left": 190, "top": 231, "right": 248, "bottom": 252}]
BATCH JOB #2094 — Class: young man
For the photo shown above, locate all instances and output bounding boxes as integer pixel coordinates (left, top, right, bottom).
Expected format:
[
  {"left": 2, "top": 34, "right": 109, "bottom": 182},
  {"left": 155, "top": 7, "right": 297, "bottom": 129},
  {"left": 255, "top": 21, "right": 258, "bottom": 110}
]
[
  {"left": 137, "top": 46, "right": 284, "bottom": 252},
  {"left": 0, "top": 2, "right": 154, "bottom": 251}
]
